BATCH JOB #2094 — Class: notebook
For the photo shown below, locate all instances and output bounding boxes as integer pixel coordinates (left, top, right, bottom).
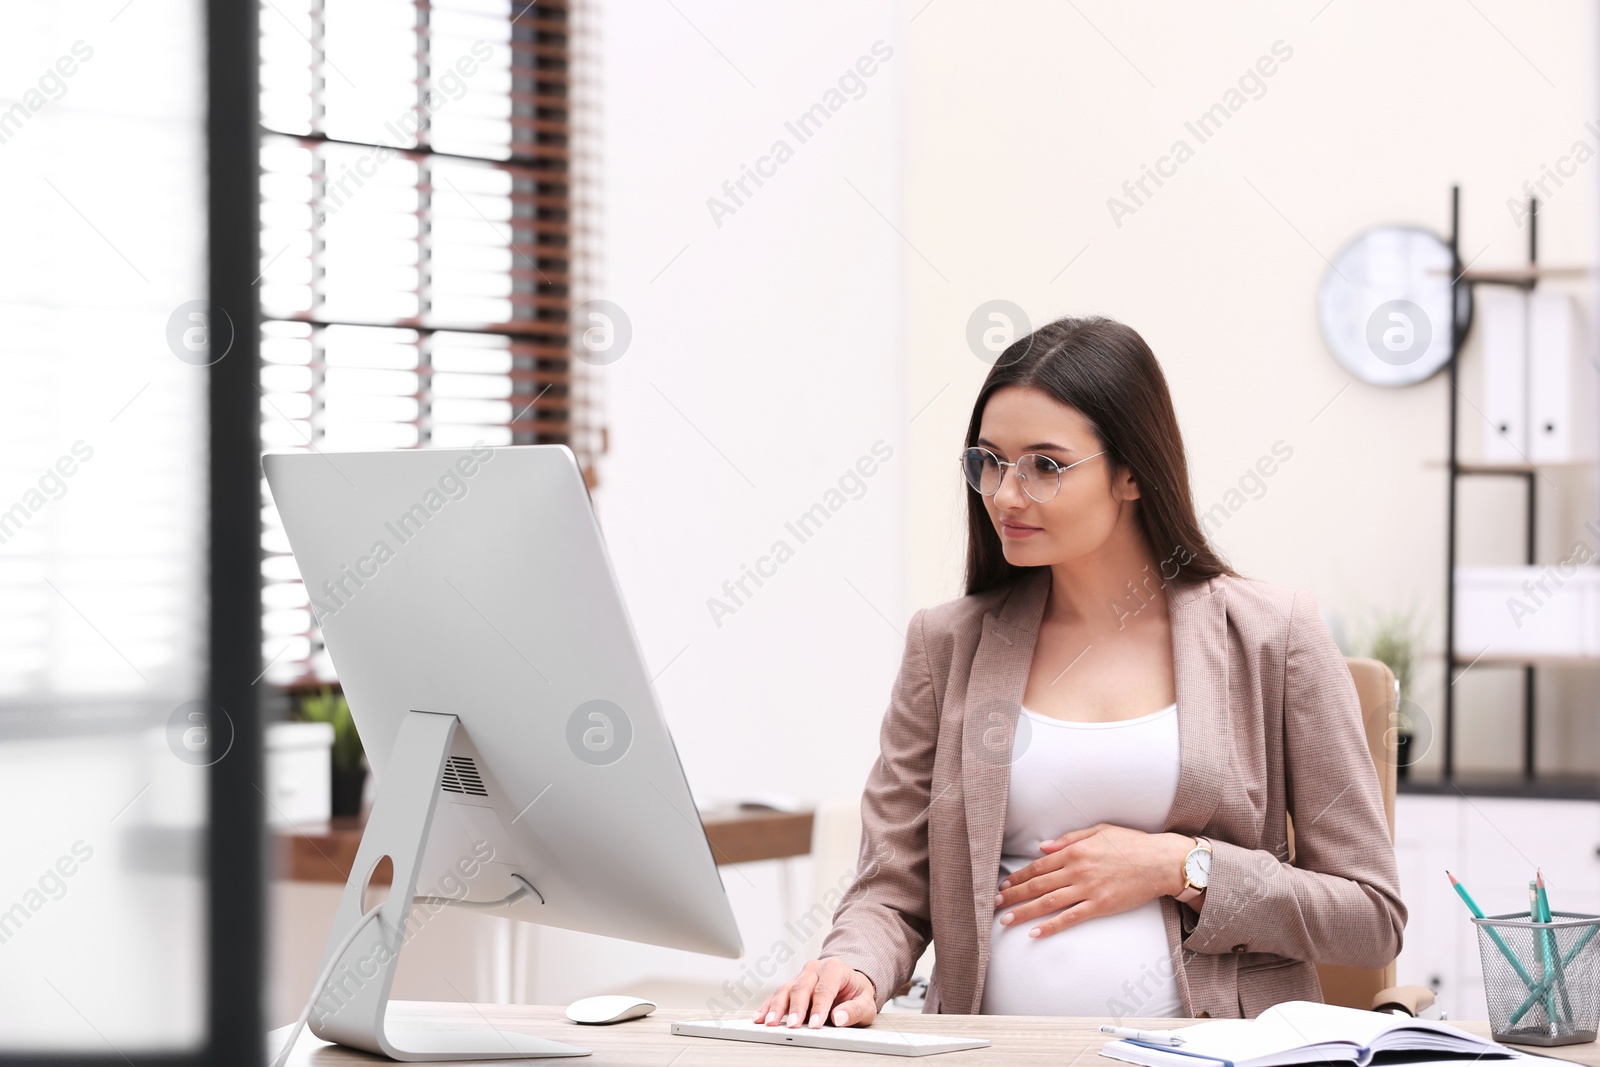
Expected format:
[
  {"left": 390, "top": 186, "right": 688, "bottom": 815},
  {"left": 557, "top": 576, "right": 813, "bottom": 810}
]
[
  {"left": 671, "top": 1017, "right": 991, "bottom": 1057},
  {"left": 1098, "top": 1000, "right": 1523, "bottom": 1067}
]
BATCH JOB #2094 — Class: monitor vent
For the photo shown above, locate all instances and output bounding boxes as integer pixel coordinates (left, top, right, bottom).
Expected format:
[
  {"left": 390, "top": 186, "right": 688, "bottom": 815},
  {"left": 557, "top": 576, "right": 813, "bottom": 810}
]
[{"left": 440, "top": 756, "right": 488, "bottom": 797}]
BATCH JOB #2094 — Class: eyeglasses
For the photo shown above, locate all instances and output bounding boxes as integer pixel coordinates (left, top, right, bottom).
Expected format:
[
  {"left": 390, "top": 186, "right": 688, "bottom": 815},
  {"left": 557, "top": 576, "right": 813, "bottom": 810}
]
[{"left": 958, "top": 446, "right": 1108, "bottom": 504}]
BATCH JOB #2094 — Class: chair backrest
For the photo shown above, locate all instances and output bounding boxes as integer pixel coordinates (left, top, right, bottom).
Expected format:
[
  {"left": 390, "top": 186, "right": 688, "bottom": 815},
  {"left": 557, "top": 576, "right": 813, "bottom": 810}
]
[{"left": 1286, "top": 656, "right": 1400, "bottom": 1009}]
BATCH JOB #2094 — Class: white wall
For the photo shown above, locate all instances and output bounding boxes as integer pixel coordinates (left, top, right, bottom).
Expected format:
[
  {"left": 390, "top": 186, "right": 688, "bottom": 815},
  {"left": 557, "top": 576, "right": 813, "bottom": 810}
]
[
  {"left": 898, "top": 0, "right": 1600, "bottom": 779},
  {"left": 538, "top": 0, "right": 908, "bottom": 1009},
  {"left": 295, "top": 1, "right": 1600, "bottom": 1018},
  {"left": 593, "top": 1, "right": 906, "bottom": 819}
]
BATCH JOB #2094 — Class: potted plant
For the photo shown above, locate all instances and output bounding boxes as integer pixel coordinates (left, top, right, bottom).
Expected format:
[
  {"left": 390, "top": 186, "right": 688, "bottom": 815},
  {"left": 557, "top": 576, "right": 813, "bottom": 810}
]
[
  {"left": 297, "top": 686, "right": 366, "bottom": 818},
  {"left": 1357, "top": 604, "right": 1425, "bottom": 777}
]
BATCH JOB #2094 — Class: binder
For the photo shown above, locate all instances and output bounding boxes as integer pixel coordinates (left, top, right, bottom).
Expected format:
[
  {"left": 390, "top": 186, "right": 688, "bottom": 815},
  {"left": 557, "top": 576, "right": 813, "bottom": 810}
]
[
  {"left": 1528, "top": 291, "right": 1594, "bottom": 463},
  {"left": 1480, "top": 287, "right": 1528, "bottom": 464}
]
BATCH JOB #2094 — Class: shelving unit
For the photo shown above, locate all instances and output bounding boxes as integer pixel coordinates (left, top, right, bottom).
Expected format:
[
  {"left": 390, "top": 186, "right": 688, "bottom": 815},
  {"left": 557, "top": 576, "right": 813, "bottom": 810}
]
[{"left": 1433, "top": 184, "right": 1600, "bottom": 796}]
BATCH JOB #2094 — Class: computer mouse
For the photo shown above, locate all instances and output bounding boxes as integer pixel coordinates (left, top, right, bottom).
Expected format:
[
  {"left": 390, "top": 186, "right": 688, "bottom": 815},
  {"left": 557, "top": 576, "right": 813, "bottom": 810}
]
[{"left": 564, "top": 994, "right": 658, "bottom": 1025}]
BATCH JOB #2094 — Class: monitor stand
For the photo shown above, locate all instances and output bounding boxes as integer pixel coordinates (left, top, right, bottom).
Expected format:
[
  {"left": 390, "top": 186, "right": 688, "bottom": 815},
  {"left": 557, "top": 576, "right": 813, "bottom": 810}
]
[{"left": 305, "top": 710, "right": 591, "bottom": 1061}]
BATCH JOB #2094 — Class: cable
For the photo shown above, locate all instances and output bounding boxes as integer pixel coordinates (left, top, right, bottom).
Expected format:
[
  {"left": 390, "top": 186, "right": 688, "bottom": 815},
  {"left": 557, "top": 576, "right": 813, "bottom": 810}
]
[
  {"left": 268, "top": 876, "right": 541, "bottom": 1067},
  {"left": 414, "top": 873, "right": 542, "bottom": 910},
  {"left": 268, "top": 901, "right": 382, "bottom": 1067}
]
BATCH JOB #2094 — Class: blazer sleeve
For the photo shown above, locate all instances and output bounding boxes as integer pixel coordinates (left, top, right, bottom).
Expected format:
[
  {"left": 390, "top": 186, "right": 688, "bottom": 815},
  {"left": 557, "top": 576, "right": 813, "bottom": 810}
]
[
  {"left": 1179, "top": 587, "right": 1408, "bottom": 969},
  {"left": 818, "top": 606, "right": 938, "bottom": 1013}
]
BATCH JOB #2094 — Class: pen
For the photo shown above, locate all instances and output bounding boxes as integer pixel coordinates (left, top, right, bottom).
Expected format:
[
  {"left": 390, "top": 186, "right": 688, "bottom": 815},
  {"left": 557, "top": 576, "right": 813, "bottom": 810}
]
[{"left": 1101, "top": 1025, "right": 1186, "bottom": 1046}]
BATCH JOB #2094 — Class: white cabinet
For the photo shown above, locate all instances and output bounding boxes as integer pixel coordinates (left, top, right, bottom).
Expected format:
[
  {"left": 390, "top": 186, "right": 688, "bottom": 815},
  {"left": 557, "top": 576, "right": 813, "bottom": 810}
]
[
  {"left": 1393, "top": 793, "right": 1600, "bottom": 1020},
  {"left": 1393, "top": 795, "right": 1467, "bottom": 1016},
  {"left": 1458, "top": 797, "right": 1600, "bottom": 914}
]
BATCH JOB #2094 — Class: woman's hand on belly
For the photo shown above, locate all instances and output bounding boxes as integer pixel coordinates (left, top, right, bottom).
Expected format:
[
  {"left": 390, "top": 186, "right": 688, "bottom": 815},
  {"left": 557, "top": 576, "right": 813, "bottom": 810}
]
[{"left": 992, "top": 822, "right": 1191, "bottom": 939}]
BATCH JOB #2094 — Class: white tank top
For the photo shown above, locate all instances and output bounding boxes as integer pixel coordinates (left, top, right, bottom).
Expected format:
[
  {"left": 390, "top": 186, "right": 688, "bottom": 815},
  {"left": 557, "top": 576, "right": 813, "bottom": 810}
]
[{"left": 979, "top": 701, "right": 1184, "bottom": 1018}]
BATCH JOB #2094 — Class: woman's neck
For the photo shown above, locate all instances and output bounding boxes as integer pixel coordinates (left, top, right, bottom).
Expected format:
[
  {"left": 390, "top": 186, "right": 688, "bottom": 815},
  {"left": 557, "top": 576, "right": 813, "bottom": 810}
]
[{"left": 1042, "top": 545, "right": 1170, "bottom": 629}]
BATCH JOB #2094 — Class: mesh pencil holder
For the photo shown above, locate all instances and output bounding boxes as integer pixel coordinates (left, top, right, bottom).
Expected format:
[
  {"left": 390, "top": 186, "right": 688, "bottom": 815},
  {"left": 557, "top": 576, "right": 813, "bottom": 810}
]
[{"left": 1472, "top": 910, "right": 1600, "bottom": 1046}]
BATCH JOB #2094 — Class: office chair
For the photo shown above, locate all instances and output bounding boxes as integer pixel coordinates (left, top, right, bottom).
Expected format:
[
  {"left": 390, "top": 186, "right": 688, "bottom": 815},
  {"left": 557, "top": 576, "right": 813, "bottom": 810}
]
[{"left": 1291, "top": 657, "right": 1435, "bottom": 1017}]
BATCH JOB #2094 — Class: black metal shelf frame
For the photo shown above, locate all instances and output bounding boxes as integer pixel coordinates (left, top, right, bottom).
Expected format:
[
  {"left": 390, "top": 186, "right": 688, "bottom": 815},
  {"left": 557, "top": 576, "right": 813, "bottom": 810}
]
[{"left": 1440, "top": 184, "right": 1593, "bottom": 788}]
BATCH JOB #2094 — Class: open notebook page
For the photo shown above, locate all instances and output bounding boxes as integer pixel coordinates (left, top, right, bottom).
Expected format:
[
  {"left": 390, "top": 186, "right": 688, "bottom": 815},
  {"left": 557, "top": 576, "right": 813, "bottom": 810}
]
[{"left": 1101, "top": 1000, "right": 1510, "bottom": 1067}]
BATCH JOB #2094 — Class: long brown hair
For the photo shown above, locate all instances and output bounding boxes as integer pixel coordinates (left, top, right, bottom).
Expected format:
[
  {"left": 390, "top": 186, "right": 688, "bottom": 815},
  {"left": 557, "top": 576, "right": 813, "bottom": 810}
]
[{"left": 961, "top": 314, "right": 1242, "bottom": 597}]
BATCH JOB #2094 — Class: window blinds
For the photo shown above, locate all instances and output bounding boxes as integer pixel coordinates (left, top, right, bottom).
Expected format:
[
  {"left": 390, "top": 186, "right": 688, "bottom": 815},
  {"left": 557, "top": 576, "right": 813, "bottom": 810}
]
[{"left": 257, "top": 0, "right": 602, "bottom": 686}]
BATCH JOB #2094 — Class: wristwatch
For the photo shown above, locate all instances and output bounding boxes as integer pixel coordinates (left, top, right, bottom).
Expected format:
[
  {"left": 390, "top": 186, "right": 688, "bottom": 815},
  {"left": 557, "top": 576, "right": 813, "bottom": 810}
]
[{"left": 1175, "top": 836, "right": 1212, "bottom": 904}]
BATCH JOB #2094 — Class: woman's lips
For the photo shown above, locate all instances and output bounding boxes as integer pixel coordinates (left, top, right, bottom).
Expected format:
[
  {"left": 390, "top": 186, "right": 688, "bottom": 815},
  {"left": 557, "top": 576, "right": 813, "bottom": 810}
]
[{"left": 1001, "top": 521, "right": 1041, "bottom": 538}]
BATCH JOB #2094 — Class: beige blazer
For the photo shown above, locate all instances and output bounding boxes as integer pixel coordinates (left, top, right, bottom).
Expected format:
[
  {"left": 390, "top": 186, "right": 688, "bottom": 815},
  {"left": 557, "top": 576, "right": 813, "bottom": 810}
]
[{"left": 818, "top": 565, "right": 1407, "bottom": 1020}]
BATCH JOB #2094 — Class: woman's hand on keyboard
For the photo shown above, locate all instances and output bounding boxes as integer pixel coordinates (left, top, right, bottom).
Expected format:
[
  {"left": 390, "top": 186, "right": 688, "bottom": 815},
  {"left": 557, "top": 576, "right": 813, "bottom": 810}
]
[
  {"left": 756, "top": 958, "right": 878, "bottom": 1029},
  {"left": 993, "top": 822, "right": 1193, "bottom": 938}
]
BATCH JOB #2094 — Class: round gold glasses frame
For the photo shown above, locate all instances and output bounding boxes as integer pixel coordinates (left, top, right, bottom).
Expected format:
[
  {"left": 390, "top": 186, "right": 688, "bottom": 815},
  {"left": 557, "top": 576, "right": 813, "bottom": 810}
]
[{"left": 958, "top": 446, "right": 1109, "bottom": 505}]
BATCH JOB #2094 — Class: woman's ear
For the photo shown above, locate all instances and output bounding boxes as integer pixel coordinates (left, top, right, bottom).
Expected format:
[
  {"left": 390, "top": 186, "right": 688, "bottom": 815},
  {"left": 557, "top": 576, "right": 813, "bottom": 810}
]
[{"left": 1113, "top": 460, "right": 1140, "bottom": 502}]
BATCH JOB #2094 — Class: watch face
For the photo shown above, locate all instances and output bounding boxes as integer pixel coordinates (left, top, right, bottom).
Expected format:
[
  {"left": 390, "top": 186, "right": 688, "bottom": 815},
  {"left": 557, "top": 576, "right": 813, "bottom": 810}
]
[{"left": 1185, "top": 848, "right": 1211, "bottom": 886}]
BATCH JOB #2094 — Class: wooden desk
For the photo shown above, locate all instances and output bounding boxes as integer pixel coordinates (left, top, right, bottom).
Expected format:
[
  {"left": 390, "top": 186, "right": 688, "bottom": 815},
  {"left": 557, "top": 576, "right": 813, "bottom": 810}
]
[
  {"left": 274, "top": 804, "right": 814, "bottom": 883},
  {"left": 270, "top": 1006, "right": 1600, "bottom": 1065}
]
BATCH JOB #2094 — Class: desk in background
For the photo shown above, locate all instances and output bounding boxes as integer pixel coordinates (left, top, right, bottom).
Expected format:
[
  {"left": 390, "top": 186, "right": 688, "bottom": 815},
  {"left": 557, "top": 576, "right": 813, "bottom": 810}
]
[
  {"left": 271, "top": 1005, "right": 1600, "bottom": 1066},
  {"left": 273, "top": 803, "right": 816, "bottom": 882},
  {"left": 267, "top": 805, "right": 816, "bottom": 1026}
]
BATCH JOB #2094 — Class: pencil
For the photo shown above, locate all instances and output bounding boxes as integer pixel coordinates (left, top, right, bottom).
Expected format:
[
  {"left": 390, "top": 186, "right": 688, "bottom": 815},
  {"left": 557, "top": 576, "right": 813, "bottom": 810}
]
[
  {"left": 1536, "top": 870, "right": 1572, "bottom": 1025},
  {"left": 1509, "top": 919, "right": 1598, "bottom": 1025},
  {"left": 1530, "top": 879, "right": 1557, "bottom": 1034},
  {"left": 1447, "top": 871, "right": 1538, "bottom": 990}
]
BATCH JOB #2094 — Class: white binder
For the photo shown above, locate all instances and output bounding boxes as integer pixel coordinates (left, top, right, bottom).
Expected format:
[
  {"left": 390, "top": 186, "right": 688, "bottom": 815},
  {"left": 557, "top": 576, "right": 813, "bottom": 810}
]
[
  {"left": 1528, "top": 291, "right": 1595, "bottom": 462},
  {"left": 1479, "top": 287, "right": 1528, "bottom": 463}
]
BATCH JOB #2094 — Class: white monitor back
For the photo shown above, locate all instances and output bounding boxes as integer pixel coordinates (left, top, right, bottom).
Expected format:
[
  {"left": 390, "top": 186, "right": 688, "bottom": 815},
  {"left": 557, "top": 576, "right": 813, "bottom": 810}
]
[{"left": 263, "top": 443, "right": 742, "bottom": 959}]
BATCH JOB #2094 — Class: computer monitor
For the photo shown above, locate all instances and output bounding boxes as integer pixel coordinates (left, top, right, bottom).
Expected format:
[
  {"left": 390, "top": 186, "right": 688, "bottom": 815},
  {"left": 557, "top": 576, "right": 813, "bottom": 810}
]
[{"left": 262, "top": 443, "right": 744, "bottom": 1061}]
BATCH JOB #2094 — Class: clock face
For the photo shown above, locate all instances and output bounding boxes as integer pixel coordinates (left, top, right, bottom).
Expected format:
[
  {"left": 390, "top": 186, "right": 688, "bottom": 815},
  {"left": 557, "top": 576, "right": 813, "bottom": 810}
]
[
  {"left": 1316, "top": 224, "right": 1473, "bottom": 387},
  {"left": 1186, "top": 848, "right": 1211, "bottom": 884}
]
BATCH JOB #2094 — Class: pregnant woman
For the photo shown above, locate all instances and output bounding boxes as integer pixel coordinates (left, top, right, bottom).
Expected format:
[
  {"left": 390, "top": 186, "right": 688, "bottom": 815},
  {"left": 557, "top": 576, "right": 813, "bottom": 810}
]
[{"left": 755, "top": 314, "right": 1406, "bottom": 1028}]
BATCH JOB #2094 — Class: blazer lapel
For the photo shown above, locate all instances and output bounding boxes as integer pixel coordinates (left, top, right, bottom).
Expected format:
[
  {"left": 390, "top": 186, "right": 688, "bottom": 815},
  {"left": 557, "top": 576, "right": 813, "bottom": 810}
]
[
  {"left": 958, "top": 566, "right": 1230, "bottom": 1007},
  {"left": 1163, "top": 576, "right": 1230, "bottom": 836},
  {"left": 960, "top": 568, "right": 1049, "bottom": 950}
]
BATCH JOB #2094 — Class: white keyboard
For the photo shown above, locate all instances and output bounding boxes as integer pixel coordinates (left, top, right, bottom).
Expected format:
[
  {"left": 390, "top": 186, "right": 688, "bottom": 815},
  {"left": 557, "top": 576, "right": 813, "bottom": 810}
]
[{"left": 671, "top": 1017, "right": 991, "bottom": 1057}]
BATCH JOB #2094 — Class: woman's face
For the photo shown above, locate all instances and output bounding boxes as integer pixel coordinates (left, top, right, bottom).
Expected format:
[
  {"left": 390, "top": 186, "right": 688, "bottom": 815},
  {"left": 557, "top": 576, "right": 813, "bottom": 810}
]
[{"left": 973, "top": 385, "right": 1134, "bottom": 565}]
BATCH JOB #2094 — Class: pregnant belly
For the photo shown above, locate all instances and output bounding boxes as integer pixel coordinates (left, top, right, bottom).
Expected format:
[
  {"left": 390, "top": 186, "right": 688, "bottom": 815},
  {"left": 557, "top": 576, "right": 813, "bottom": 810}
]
[{"left": 980, "top": 893, "right": 1182, "bottom": 1017}]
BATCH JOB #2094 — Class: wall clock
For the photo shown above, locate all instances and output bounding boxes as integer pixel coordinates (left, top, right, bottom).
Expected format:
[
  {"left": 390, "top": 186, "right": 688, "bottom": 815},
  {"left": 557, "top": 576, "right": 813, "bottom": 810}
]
[{"left": 1317, "top": 223, "right": 1473, "bottom": 386}]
